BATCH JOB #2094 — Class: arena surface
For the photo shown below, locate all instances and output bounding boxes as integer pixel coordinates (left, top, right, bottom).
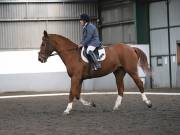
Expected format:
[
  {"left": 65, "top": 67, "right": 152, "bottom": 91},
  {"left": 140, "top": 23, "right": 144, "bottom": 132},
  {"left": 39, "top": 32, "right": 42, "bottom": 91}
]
[{"left": 0, "top": 89, "right": 180, "bottom": 135}]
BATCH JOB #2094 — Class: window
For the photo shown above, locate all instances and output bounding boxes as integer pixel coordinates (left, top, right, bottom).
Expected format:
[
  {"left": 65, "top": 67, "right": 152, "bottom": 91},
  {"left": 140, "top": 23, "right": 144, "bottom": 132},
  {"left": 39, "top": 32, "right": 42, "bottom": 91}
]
[{"left": 177, "top": 41, "right": 180, "bottom": 65}]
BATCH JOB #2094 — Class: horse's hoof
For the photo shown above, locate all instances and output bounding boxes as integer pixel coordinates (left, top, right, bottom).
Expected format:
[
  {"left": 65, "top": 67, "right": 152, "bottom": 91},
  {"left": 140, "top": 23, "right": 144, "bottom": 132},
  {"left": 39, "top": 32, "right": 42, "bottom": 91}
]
[
  {"left": 91, "top": 102, "right": 96, "bottom": 107},
  {"left": 112, "top": 107, "right": 119, "bottom": 112},
  {"left": 147, "top": 103, "right": 152, "bottom": 108},
  {"left": 112, "top": 109, "right": 118, "bottom": 112},
  {"left": 63, "top": 111, "right": 70, "bottom": 115},
  {"left": 146, "top": 100, "right": 152, "bottom": 108}
]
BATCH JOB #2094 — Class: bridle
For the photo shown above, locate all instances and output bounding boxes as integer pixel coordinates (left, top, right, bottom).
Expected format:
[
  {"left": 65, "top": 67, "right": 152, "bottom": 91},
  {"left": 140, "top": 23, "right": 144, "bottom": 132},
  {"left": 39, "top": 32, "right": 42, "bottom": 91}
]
[{"left": 40, "top": 38, "right": 79, "bottom": 58}]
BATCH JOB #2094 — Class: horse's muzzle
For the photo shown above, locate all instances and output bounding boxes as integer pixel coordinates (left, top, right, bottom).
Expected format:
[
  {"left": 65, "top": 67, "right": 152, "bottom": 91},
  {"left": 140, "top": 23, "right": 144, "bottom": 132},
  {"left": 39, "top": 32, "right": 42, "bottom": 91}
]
[{"left": 38, "top": 52, "right": 47, "bottom": 63}]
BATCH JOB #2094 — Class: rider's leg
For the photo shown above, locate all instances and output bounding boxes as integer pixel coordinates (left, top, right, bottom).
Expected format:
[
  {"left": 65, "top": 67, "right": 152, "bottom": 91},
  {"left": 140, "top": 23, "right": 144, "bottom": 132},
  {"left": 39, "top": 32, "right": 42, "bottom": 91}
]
[{"left": 86, "top": 46, "right": 101, "bottom": 70}]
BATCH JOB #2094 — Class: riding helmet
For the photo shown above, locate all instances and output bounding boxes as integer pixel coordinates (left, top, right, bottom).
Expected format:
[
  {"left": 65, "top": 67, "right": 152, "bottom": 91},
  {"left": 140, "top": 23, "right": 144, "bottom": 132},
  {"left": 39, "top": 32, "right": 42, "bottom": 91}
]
[{"left": 80, "top": 13, "right": 90, "bottom": 22}]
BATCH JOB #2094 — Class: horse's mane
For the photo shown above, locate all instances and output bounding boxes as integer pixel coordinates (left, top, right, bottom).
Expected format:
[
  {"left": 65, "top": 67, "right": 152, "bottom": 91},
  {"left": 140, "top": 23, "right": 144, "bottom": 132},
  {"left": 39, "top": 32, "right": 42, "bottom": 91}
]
[{"left": 49, "top": 34, "right": 78, "bottom": 46}]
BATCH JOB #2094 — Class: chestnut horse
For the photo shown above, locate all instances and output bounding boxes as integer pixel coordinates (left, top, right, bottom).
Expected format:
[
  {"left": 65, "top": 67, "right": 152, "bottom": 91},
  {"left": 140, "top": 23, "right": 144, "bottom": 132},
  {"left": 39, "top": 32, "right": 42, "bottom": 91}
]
[{"left": 38, "top": 31, "right": 152, "bottom": 114}]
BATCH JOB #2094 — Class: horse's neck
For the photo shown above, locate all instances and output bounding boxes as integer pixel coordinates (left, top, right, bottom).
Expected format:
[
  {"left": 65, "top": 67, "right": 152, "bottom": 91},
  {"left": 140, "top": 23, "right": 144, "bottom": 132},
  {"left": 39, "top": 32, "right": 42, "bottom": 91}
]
[{"left": 53, "top": 36, "right": 79, "bottom": 68}]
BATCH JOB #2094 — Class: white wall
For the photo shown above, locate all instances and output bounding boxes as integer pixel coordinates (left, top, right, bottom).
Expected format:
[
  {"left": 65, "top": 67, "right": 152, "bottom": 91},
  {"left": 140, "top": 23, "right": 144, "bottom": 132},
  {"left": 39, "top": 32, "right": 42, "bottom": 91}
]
[
  {"left": 0, "top": 50, "right": 94, "bottom": 92},
  {"left": 0, "top": 45, "right": 149, "bottom": 92}
]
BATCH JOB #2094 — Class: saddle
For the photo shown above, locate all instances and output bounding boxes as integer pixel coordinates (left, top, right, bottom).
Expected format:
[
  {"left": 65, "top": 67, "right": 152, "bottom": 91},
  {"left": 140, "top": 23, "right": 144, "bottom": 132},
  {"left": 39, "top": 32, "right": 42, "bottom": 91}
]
[{"left": 81, "top": 46, "right": 106, "bottom": 63}]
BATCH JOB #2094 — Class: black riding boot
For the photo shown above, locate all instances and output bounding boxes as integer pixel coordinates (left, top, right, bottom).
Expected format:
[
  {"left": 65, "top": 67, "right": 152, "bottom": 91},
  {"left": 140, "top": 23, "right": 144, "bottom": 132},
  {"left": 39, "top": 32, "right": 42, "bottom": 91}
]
[{"left": 88, "top": 50, "right": 101, "bottom": 70}]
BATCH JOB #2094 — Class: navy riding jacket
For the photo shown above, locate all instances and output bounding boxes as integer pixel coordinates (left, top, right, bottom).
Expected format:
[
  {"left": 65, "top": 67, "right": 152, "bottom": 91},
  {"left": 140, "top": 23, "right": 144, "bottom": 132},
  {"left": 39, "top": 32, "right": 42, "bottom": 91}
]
[{"left": 80, "top": 23, "right": 100, "bottom": 48}]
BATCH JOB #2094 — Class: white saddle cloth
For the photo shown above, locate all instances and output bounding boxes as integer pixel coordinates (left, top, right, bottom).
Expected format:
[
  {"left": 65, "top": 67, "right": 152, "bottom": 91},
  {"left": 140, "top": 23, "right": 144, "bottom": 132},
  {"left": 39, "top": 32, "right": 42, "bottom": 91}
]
[{"left": 81, "top": 47, "right": 106, "bottom": 63}]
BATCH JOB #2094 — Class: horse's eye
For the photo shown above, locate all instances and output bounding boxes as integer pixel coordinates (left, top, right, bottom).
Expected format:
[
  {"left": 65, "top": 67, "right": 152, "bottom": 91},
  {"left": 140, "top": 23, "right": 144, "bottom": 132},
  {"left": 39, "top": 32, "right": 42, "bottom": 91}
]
[{"left": 41, "top": 42, "right": 46, "bottom": 47}]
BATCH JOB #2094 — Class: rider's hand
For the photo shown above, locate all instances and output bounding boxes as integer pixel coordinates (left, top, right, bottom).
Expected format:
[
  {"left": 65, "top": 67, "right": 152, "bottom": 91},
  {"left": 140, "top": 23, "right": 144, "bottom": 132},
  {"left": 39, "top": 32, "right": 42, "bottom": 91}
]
[{"left": 78, "top": 44, "right": 82, "bottom": 48}]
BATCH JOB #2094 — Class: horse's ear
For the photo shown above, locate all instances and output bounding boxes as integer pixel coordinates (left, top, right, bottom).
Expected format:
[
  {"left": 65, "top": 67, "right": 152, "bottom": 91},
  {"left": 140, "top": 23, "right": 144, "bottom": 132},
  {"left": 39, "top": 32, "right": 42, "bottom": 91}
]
[{"left": 44, "top": 30, "right": 48, "bottom": 38}]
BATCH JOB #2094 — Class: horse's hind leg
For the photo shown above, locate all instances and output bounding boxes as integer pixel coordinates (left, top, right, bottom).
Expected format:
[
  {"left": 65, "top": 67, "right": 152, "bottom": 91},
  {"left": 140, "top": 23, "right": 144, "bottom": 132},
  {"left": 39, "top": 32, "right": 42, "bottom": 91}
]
[
  {"left": 79, "top": 98, "right": 96, "bottom": 107},
  {"left": 113, "top": 68, "right": 126, "bottom": 111},
  {"left": 79, "top": 81, "right": 96, "bottom": 107},
  {"left": 129, "top": 72, "right": 152, "bottom": 108}
]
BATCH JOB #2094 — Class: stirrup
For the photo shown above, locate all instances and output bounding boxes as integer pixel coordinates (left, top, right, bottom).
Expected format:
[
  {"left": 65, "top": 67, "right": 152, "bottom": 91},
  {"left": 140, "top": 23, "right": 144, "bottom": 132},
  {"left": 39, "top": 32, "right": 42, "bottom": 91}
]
[
  {"left": 96, "top": 62, "right": 101, "bottom": 69},
  {"left": 93, "top": 66, "right": 98, "bottom": 71},
  {"left": 89, "top": 63, "right": 98, "bottom": 71},
  {"left": 92, "top": 63, "right": 101, "bottom": 71}
]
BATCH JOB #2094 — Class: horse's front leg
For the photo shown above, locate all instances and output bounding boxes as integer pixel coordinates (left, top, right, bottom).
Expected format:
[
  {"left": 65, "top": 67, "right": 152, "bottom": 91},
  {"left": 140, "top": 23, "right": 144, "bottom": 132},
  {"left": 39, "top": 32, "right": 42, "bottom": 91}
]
[{"left": 64, "top": 77, "right": 82, "bottom": 115}]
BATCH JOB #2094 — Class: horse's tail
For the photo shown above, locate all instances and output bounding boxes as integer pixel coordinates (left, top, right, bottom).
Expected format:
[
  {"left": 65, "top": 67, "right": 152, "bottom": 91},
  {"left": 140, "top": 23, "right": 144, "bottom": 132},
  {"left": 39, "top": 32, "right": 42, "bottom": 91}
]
[{"left": 133, "top": 47, "right": 152, "bottom": 76}]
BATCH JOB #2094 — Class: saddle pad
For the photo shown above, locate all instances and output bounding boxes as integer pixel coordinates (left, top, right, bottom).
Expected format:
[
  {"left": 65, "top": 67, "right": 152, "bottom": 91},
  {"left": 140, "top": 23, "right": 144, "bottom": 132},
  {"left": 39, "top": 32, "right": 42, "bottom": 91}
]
[{"left": 81, "top": 47, "right": 106, "bottom": 63}]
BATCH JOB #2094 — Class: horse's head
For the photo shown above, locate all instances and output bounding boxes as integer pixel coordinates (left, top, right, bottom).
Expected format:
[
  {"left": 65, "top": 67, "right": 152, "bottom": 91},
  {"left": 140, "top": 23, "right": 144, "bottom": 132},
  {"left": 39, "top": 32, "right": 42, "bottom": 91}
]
[{"left": 38, "top": 30, "right": 55, "bottom": 63}]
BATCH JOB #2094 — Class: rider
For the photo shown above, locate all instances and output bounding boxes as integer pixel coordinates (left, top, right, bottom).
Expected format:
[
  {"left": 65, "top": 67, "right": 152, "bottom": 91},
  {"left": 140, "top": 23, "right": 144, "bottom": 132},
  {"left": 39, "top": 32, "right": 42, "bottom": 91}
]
[{"left": 79, "top": 13, "right": 101, "bottom": 70}]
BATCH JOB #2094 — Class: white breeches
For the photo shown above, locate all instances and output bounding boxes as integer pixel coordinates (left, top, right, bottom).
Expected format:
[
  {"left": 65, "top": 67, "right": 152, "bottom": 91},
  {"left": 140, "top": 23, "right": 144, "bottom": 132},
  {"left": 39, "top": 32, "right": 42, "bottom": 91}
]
[{"left": 86, "top": 45, "right": 96, "bottom": 54}]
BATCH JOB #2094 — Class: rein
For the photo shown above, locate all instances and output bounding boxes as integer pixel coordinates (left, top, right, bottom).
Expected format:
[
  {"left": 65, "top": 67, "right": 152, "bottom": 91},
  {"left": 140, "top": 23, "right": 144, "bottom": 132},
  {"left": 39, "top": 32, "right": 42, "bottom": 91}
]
[{"left": 49, "top": 47, "right": 79, "bottom": 57}]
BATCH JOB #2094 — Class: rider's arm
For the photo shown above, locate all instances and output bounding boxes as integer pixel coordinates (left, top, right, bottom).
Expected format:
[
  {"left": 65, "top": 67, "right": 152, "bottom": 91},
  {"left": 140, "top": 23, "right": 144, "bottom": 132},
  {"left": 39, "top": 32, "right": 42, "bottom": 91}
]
[{"left": 80, "top": 25, "right": 94, "bottom": 46}]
